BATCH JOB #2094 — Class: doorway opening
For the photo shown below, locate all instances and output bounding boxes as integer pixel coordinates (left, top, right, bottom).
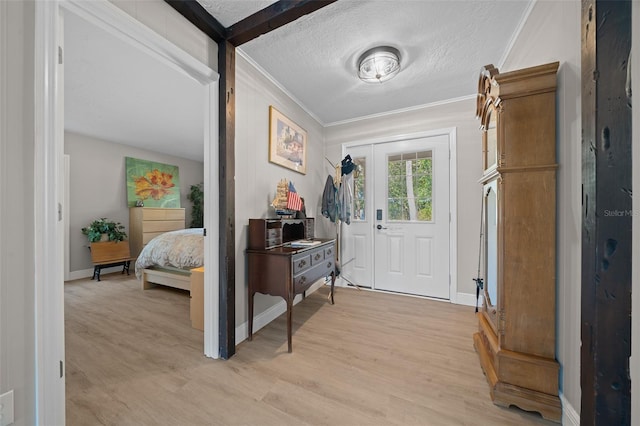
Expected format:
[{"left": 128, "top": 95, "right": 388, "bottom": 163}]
[
  {"left": 340, "top": 129, "right": 457, "bottom": 300},
  {"left": 36, "top": 1, "right": 220, "bottom": 423}
]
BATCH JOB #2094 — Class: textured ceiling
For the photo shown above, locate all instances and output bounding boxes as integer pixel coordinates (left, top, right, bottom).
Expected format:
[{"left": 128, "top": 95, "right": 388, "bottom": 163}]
[
  {"left": 64, "top": 0, "right": 533, "bottom": 160},
  {"left": 64, "top": 9, "right": 205, "bottom": 161},
  {"left": 237, "top": 0, "right": 532, "bottom": 124},
  {"left": 195, "top": 0, "right": 277, "bottom": 27}
]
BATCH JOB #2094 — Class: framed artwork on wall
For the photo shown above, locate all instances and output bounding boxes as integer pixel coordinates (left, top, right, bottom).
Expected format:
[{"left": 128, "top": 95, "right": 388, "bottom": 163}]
[
  {"left": 269, "top": 106, "right": 307, "bottom": 174},
  {"left": 125, "top": 157, "right": 181, "bottom": 208}
]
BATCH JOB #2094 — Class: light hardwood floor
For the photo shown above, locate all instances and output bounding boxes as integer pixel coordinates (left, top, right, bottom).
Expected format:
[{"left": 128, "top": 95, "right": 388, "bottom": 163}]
[{"left": 65, "top": 273, "right": 558, "bottom": 425}]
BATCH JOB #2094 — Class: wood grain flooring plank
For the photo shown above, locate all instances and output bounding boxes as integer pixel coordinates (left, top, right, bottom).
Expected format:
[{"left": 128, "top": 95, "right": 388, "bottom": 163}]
[{"left": 65, "top": 273, "right": 555, "bottom": 425}]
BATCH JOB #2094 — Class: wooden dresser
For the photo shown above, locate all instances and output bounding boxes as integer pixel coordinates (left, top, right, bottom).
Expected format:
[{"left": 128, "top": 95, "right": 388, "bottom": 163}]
[
  {"left": 246, "top": 218, "right": 335, "bottom": 353},
  {"left": 129, "top": 207, "right": 185, "bottom": 258},
  {"left": 473, "top": 62, "right": 561, "bottom": 421}
]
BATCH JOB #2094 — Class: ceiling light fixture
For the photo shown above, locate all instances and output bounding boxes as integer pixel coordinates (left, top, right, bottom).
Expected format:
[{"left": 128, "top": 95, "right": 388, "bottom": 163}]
[{"left": 357, "top": 46, "right": 401, "bottom": 83}]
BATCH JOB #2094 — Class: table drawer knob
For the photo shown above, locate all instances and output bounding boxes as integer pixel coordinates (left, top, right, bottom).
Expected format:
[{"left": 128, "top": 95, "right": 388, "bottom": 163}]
[
  {"left": 314, "top": 253, "right": 322, "bottom": 261},
  {"left": 298, "top": 259, "right": 307, "bottom": 268}
]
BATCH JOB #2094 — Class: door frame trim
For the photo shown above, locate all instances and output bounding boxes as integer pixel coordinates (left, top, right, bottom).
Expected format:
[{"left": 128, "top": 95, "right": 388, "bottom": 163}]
[
  {"left": 35, "top": 1, "right": 220, "bottom": 423},
  {"left": 342, "top": 127, "right": 458, "bottom": 303}
]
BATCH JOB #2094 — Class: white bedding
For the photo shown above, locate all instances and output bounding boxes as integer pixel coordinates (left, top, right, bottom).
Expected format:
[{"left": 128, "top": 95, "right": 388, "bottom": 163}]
[{"left": 135, "top": 228, "right": 204, "bottom": 279}]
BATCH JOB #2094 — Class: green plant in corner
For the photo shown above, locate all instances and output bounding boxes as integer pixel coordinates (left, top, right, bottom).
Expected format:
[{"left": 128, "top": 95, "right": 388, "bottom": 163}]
[
  {"left": 187, "top": 182, "right": 204, "bottom": 228},
  {"left": 81, "top": 218, "right": 128, "bottom": 243}
]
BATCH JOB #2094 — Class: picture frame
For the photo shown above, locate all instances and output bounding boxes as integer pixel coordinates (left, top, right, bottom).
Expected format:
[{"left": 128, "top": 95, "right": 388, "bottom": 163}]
[
  {"left": 125, "top": 157, "right": 181, "bottom": 208},
  {"left": 269, "top": 106, "right": 307, "bottom": 174}
]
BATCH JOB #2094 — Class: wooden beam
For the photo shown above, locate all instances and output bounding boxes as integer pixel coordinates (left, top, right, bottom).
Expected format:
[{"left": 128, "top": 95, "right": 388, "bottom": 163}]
[
  {"left": 218, "top": 40, "right": 236, "bottom": 359},
  {"left": 166, "top": 0, "right": 337, "bottom": 359},
  {"left": 581, "top": 0, "right": 632, "bottom": 424},
  {"left": 164, "top": 0, "right": 226, "bottom": 43},
  {"left": 227, "top": 0, "right": 338, "bottom": 46}
]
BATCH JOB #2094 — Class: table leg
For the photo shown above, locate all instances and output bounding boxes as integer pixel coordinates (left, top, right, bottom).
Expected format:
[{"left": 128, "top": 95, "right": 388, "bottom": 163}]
[
  {"left": 248, "top": 291, "right": 254, "bottom": 341},
  {"left": 287, "top": 299, "right": 293, "bottom": 353},
  {"left": 329, "top": 271, "right": 336, "bottom": 305}
]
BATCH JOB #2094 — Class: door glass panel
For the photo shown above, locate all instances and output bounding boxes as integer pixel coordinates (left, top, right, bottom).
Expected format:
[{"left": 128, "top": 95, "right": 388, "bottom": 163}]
[
  {"left": 485, "top": 110, "right": 497, "bottom": 171},
  {"left": 485, "top": 185, "right": 498, "bottom": 306},
  {"left": 353, "top": 157, "right": 366, "bottom": 221},
  {"left": 387, "top": 151, "right": 433, "bottom": 221}
]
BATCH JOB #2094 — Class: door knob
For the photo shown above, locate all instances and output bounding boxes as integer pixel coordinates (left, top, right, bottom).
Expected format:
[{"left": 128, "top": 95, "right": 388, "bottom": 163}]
[{"left": 376, "top": 224, "right": 387, "bottom": 230}]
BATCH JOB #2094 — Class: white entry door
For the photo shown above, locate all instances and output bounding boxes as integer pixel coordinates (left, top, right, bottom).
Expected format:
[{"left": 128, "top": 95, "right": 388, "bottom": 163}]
[
  {"left": 340, "top": 144, "right": 373, "bottom": 287},
  {"left": 374, "top": 136, "right": 450, "bottom": 298},
  {"left": 341, "top": 134, "right": 450, "bottom": 299}
]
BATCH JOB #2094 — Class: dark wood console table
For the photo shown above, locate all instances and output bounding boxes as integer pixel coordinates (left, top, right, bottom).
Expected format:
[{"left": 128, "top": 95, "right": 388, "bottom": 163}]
[{"left": 247, "top": 227, "right": 336, "bottom": 352}]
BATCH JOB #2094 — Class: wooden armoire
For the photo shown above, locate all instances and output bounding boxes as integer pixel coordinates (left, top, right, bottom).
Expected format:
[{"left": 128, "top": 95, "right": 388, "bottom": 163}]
[{"left": 473, "top": 61, "right": 561, "bottom": 422}]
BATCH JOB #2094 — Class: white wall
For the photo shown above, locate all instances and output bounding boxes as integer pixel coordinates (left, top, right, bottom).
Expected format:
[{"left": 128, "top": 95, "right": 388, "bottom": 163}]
[
  {"left": 0, "top": 1, "right": 37, "bottom": 424},
  {"left": 324, "top": 98, "right": 480, "bottom": 301},
  {"left": 500, "top": 1, "right": 581, "bottom": 422},
  {"left": 235, "top": 53, "right": 327, "bottom": 329},
  {"left": 0, "top": 1, "right": 216, "bottom": 423},
  {"left": 109, "top": 0, "right": 218, "bottom": 71},
  {"left": 65, "top": 131, "right": 204, "bottom": 275}
]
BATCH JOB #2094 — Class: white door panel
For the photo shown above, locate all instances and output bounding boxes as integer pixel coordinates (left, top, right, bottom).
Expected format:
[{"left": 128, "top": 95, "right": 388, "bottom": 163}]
[
  {"left": 341, "top": 145, "right": 373, "bottom": 287},
  {"left": 373, "top": 135, "right": 450, "bottom": 298},
  {"left": 341, "top": 135, "right": 450, "bottom": 299}
]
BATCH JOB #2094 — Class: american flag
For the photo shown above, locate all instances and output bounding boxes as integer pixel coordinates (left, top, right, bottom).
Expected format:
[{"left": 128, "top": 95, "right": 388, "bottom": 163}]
[{"left": 287, "top": 181, "right": 303, "bottom": 211}]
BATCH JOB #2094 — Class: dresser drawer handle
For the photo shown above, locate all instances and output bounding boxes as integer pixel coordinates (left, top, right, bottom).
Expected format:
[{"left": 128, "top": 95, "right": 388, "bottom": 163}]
[
  {"left": 298, "top": 259, "right": 307, "bottom": 268},
  {"left": 298, "top": 276, "right": 307, "bottom": 285},
  {"left": 327, "top": 262, "right": 332, "bottom": 268},
  {"left": 326, "top": 249, "right": 332, "bottom": 255},
  {"left": 314, "top": 253, "right": 322, "bottom": 261}
]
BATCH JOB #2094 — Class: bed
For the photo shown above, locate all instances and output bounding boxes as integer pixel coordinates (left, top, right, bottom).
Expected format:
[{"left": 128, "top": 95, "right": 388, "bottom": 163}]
[{"left": 135, "top": 227, "right": 204, "bottom": 291}]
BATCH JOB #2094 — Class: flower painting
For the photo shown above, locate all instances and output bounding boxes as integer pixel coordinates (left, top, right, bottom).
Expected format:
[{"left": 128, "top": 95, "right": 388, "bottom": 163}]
[
  {"left": 126, "top": 157, "right": 181, "bottom": 208},
  {"left": 269, "top": 106, "right": 307, "bottom": 174}
]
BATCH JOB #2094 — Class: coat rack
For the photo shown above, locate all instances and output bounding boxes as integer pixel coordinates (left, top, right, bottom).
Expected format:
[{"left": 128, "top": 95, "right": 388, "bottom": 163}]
[{"left": 324, "top": 156, "right": 360, "bottom": 290}]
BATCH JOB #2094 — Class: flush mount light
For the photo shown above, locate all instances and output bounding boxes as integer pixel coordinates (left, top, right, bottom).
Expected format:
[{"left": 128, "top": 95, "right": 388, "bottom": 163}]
[{"left": 357, "top": 46, "right": 401, "bottom": 83}]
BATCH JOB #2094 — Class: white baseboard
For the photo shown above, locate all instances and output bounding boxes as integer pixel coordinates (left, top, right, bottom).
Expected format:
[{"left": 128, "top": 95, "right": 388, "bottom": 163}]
[
  {"left": 66, "top": 265, "right": 130, "bottom": 282},
  {"left": 455, "top": 292, "right": 483, "bottom": 307},
  {"left": 335, "top": 277, "right": 482, "bottom": 308},
  {"left": 235, "top": 279, "right": 326, "bottom": 344},
  {"left": 560, "top": 392, "right": 579, "bottom": 426},
  {"left": 334, "top": 276, "right": 351, "bottom": 288}
]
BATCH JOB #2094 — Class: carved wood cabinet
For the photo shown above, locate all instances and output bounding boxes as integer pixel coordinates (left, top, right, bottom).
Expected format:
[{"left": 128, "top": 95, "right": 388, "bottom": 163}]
[{"left": 473, "top": 62, "right": 561, "bottom": 422}]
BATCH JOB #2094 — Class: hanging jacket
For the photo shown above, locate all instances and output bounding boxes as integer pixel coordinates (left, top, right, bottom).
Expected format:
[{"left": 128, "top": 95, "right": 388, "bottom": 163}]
[
  {"left": 321, "top": 175, "right": 337, "bottom": 223},
  {"left": 338, "top": 172, "right": 353, "bottom": 225}
]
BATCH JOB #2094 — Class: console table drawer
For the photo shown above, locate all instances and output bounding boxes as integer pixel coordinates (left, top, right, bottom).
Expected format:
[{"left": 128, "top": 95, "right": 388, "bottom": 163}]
[
  {"left": 325, "top": 245, "right": 334, "bottom": 258},
  {"left": 311, "top": 249, "right": 325, "bottom": 265},
  {"left": 294, "top": 259, "right": 334, "bottom": 293},
  {"left": 293, "top": 254, "right": 311, "bottom": 274}
]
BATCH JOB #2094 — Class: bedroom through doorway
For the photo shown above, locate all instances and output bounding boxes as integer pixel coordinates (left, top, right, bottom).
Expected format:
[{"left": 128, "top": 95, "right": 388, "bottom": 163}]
[
  {"left": 61, "top": 0, "right": 219, "bottom": 352},
  {"left": 49, "top": 4, "right": 219, "bottom": 419}
]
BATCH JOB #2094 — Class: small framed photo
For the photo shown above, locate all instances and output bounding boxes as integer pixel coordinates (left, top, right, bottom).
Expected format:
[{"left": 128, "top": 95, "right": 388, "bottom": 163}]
[{"left": 269, "top": 106, "right": 307, "bottom": 175}]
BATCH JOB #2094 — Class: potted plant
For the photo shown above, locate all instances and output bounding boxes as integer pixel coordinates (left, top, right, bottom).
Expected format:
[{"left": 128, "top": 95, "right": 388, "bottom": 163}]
[
  {"left": 81, "top": 218, "right": 128, "bottom": 242},
  {"left": 187, "top": 183, "right": 204, "bottom": 228}
]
